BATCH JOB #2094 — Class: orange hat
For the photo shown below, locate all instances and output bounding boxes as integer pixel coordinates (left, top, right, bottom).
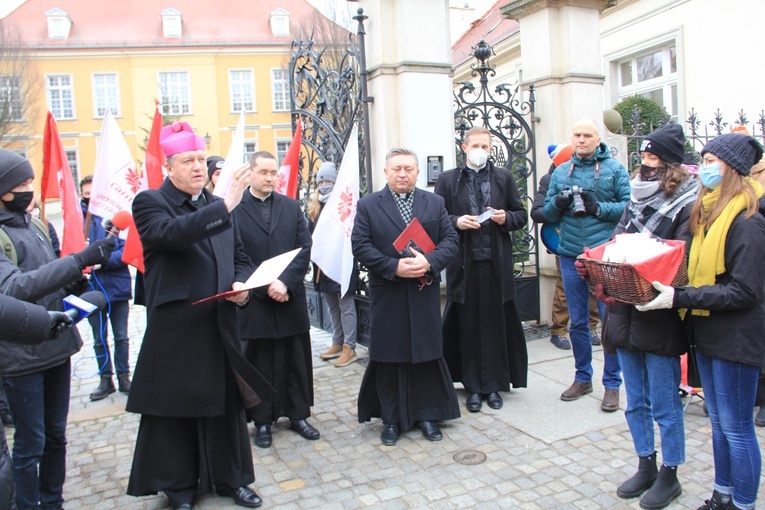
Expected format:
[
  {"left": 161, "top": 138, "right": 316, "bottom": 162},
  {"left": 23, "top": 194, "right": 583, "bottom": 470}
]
[{"left": 548, "top": 143, "right": 574, "bottom": 167}]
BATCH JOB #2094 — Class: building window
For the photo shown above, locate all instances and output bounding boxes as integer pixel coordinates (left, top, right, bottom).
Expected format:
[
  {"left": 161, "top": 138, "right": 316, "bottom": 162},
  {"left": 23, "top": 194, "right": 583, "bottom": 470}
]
[
  {"left": 270, "top": 9, "right": 290, "bottom": 36},
  {"left": 229, "top": 70, "right": 254, "bottom": 113},
  {"left": 47, "top": 75, "right": 75, "bottom": 120},
  {"left": 276, "top": 141, "right": 289, "bottom": 163},
  {"left": 272, "top": 69, "right": 290, "bottom": 112},
  {"left": 158, "top": 71, "right": 191, "bottom": 115},
  {"left": 0, "top": 75, "right": 23, "bottom": 122},
  {"left": 92, "top": 73, "right": 120, "bottom": 118},
  {"left": 244, "top": 142, "right": 257, "bottom": 163},
  {"left": 66, "top": 149, "right": 78, "bottom": 185},
  {"left": 161, "top": 8, "right": 182, "bottom": 38},
  {"left": 616, "top": 43, "right": 678, "bottom": 118},
  {"left": 45, "top": 8, "right": 71, "bottom": 39}
]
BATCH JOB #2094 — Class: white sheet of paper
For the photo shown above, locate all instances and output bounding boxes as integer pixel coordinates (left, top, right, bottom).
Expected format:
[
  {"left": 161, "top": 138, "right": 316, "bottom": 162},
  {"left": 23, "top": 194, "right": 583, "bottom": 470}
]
[
  {"left": 242, "top": 247, "right": 302, "bottom": 289},
  {"left": 477, "top": 208, "right": 494, "bottom": 223}
]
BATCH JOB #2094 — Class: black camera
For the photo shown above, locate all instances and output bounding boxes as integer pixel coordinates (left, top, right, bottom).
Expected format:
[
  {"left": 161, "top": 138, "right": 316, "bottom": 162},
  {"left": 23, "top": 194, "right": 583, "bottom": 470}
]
[{"left": 562, "top": 185, "right": 589, "bottom": 218}]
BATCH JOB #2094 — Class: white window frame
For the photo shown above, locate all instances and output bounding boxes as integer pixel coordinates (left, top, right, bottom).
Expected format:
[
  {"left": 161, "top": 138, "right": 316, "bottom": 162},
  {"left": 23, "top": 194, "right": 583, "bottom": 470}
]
[
  {"left": 270, "top": 8, "right": 290, "bottom": 36},
  {"left": 228, "top": 69, "right": 255, "bottom": 114},
  {"left": 91, "top": 72, "right": 121, "bottom": 118},
  {"left": 243, "top": 141, "right": 258, "bottom": 164},
  {"left": 0, "top": 74, "right": 23, "bottom": 122},
  {"left": 161, "top": 8, "right": 182, "bottom": 38},
  {"left": 271, "top": 69, "right": 290, "bottom": 112},
  {"left": 45, "top": 8, "right": 71, "bottom": 39},
  {"left": 46, "top": 74, "right": 76, "bottom": 120},
  {"left": 276, "top": 140, "right": 290, "bottom": 163},
  {"left": 66, "top": 149, "right": 78, "bottom": 185},
  {"left": 158, "top": 71, "right": 192, "bottom": 116}
]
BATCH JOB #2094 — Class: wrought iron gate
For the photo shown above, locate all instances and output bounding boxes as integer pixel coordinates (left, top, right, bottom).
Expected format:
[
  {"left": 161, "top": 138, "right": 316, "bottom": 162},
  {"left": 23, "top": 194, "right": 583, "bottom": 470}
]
[{"left": 453, "top": 40, "right": 540, "bottom": 322}]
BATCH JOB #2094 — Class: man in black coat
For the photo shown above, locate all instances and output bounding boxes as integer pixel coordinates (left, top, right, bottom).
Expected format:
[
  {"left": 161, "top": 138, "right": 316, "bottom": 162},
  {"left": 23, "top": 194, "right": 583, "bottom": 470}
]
[
  {"left": 434, "top": 126, "right": 528, "bottom": 414},
  {"left": 233, "top": 151, "right": 318, "bottom": 449},
  {"left": 352, "top": 147, "right": 460, "bottom": 446},
  {"left": 126, "top": 122, "right": 263, "bottom": 510}
]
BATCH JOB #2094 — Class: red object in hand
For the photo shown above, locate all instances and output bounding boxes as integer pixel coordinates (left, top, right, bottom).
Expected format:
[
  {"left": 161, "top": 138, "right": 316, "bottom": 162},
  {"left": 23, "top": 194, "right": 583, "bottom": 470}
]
[
  {"left": 596, "top": 283, "right": 616, "bottom": 306},
  {"left": 574, "top": 260, "right": 589, "bottom": 280}
]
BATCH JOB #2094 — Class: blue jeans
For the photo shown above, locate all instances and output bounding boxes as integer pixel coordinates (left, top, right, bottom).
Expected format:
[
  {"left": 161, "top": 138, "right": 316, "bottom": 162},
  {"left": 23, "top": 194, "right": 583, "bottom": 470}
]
[
  {"left": 617, "top": 348, "right": 685, "bottom": 465},
  {"left": 696, "top": 350, "right": 761, "bottom": 508},
  {"left": 559, "top": 255, "right": 621, "bottom": 389},
  {"left": 87, "top": 299, "right": 130, "bottom": 377},
  {"left": 3, "top": 360, "right": 71, "bottom": 510}
]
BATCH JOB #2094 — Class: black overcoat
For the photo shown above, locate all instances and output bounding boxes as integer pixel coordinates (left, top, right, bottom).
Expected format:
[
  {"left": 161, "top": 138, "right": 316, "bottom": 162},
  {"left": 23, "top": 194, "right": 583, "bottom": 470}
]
[
  {"left": 126, "top": 180, "right": 257, "bottom": 417},
  {"left": 351, "top": 186, "right": 458, "bottom": 363},
  {"left": 233, "top": 190, "right": 312, "bottom": 339},
  {"left": 434, "top": 162, "right": 527, "bottom": 304}
]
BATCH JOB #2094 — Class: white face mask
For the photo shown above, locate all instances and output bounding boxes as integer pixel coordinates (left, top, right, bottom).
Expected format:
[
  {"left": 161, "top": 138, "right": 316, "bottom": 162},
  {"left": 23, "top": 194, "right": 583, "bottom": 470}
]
[{"left": 467, "top": 148, "right": 489, "bottom": 170}]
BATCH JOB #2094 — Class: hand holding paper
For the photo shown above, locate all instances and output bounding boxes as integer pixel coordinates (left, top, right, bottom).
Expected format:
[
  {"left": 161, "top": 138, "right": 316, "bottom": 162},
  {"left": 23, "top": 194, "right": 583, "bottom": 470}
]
[{"left": 226, "top": 281, "right": 249, "bottom": 304}]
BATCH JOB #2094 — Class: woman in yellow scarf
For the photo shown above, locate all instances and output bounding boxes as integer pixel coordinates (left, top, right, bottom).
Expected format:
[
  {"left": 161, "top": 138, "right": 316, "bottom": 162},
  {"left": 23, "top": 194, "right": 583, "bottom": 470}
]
[{"left": 637, "top": 132, "right": 765, "bottom": 510}]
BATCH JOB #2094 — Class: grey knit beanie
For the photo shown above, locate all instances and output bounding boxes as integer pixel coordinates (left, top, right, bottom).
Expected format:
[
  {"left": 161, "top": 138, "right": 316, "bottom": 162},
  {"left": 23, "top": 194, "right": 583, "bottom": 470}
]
[
  {"left": 701, "top": 133, "right": 764, "bottom": 176},
  {"left": 317, "top": 161, "right": 337, "bottom": 183},
  {"left": 0, "top": 149, "right": 35, "bottom": 196}
]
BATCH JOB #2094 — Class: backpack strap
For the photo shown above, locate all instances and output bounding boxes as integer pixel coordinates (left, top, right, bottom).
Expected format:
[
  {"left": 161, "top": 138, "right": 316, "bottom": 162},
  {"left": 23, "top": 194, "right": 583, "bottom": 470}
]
[
  {"left": 30, "top": 216, "right": 52, "bottom": 245},
  {"left": 0, "top": 227, "right": 17, "bottom": 266}
]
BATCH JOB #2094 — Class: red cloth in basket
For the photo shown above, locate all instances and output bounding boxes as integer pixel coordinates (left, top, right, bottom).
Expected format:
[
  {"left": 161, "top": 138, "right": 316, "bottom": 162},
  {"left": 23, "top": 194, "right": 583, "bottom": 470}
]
[{"left": 584, "top": 237, "right": 686, "bottom": 286}]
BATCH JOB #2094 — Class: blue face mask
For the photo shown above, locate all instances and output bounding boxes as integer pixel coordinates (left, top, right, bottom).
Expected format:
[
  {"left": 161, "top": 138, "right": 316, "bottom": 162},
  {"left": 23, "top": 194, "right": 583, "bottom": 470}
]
[{"left": 699, "top": 162, "right": 722, "bottom": 189}]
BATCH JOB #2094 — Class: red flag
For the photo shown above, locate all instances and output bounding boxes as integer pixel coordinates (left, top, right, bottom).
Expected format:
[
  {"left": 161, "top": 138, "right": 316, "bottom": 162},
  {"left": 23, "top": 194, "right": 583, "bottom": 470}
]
[
  {"left": 120, "top": 214, "right": 145, "bottom": 273},
  {"left": 274, "top": 121, "right": 302, "bottom": 199},
  {"left": 144, "top": 102, "right": 166, "bottom": 190},
  {"left": 43, "top": 112, "right": 86, "bottom": 256}
]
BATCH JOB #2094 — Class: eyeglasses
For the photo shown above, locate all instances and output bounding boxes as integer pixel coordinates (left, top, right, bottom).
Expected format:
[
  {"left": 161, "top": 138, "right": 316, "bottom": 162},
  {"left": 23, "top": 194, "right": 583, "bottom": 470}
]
[{"left": 255, "top": 169, "right": 279, "bottom": 177}]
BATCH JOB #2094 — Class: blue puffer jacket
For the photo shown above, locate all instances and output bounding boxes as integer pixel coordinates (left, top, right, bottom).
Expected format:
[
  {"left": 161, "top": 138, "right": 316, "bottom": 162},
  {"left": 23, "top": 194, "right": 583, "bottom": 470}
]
[
  {"left": 542, "top": 142, "right": 630, "bottom": 257},
  {"left": 82, "top": 202, "right": 132, "bottom": 301}
]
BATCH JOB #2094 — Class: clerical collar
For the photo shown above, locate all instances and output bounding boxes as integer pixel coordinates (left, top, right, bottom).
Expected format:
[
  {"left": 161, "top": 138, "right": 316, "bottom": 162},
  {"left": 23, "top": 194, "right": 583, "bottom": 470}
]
[
  {"left": 249, "top": 187, "right": 272, "bottom": 202},
  {"left": 387, "top": 186, "right": 413, "bottom": 200},
  {"left": 191, "top": 191, "right": 203, "bottom": 202}
]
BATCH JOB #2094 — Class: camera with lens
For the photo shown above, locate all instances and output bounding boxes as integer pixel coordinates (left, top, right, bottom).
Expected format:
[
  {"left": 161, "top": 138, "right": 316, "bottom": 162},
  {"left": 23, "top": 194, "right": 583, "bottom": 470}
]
[{"left": 562, "top": 185, "right": 591, "bottom": 218}]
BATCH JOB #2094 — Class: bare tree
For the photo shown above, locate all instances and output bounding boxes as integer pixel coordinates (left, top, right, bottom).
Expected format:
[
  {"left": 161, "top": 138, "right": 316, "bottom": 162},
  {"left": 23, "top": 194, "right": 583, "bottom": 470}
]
[{"left": 0, "top": 18, "right": 41, "bottom": 148}]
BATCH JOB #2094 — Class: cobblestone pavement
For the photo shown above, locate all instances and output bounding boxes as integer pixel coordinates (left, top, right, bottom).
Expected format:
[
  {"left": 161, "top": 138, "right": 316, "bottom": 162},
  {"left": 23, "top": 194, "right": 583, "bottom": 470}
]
[{"left": 7, "top": 303, "right": 764, "bottom": 509}]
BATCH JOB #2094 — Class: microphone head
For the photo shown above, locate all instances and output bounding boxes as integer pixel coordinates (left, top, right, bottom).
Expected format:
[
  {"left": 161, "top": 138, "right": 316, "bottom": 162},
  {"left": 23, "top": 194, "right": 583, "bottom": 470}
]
[
  {"left": 111, "top": 210, "right": 133, "bottom": 230},
  {"left": 78, "top": 290, "right": 107, "bottom": 311}
]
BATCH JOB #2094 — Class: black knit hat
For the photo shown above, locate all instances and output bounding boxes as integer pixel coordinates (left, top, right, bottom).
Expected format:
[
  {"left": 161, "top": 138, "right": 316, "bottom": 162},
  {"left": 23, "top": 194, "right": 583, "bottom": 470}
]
[
  {"left": 0, "top": 149, "right": 35, "bottom": 197},
  {"left": 702, "top": 133, "right": 764, "bottom": 176},
  {"left": 206, "top": 156, "right": 224, "bottom": 181},
  {"left": 640, "top": 123, "right": 685, "bottom": 165}
]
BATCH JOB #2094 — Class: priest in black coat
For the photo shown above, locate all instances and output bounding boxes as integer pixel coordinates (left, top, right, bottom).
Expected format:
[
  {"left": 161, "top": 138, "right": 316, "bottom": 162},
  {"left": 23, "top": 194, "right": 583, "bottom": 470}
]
[
  {"left": 351, "top": 147, "right": 460, "bottom": 446},
  {"left": 126, "top": 122, "right": 264, "bottom": 510},
  {"left": 232, "top": 151, "right": 318, "bottom": 449}
]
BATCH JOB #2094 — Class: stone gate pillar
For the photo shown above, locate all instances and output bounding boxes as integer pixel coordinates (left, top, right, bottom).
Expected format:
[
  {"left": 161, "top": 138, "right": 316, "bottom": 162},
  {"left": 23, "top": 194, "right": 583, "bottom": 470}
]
[
  {"left": 500, "top": 0, "right": 613, "bottom": 326},
  {"left": 359, "top": 0, "right": 455, "bottom": 191}
]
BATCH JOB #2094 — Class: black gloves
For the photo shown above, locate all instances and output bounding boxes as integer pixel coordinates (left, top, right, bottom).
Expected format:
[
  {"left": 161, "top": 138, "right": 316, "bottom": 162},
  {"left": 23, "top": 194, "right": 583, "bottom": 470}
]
[
  {"left": 73, "top": 238, "right": 115, "bottom": 270},
  {"left": 554, "top": 190, "right": 573, "bottom": 209},
  {"left": 48, "top": 311, "right": 73, "bottom": 339},
  {"left": 581, "top": 191, "right": 600, "bottom": 216},
  {"left": 63, "top": 277, "right": 90, "bottom": 296}
]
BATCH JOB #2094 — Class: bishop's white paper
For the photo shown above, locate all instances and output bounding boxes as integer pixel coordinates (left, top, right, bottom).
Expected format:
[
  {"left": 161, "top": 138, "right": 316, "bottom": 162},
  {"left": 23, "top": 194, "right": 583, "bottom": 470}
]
[{"left": 477, "top": 208, "right": 495, "bottom": 223}]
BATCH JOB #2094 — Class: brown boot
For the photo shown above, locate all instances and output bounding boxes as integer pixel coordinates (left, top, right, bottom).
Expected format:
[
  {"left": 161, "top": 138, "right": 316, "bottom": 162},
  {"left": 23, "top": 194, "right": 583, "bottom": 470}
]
[
  {"left": 319, "top": 344, "right": 343, "bottom": 360},
  {"left": 334, "top": 345, "right": 358, "bottom": 367},
  {"left": 560, "top": 381, "right": 593, "bottom": 401},
  {"left": 601, "top": 389, "right": 620, "bottom": 412}
]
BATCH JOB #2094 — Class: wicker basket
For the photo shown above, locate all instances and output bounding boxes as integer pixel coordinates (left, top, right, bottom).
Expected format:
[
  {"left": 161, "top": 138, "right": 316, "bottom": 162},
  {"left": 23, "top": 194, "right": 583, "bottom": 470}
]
[{"left": 577, "top": 256, "right": 688, "bottom": 305}]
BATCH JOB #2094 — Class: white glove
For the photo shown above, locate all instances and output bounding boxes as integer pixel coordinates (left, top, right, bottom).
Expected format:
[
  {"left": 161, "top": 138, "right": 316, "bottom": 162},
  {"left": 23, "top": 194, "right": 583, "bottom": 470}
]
[{"left": 636, "top": 281, "right": 675, "bottom": 311}]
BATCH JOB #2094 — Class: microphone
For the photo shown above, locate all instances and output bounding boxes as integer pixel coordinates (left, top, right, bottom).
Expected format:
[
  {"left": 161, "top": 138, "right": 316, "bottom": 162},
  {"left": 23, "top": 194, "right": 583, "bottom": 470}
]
[
  {"left": 102, "top": 210, "right": 133, "bottom": 239},
  {"left": 62, "top": 290, "right": 107, "bottom": 325}
]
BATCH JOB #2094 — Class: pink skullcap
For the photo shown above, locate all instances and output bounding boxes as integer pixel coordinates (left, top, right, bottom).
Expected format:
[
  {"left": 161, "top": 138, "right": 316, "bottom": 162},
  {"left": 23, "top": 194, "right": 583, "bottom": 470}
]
[{"left": 159, "top": 122, "right": 205, "bottom": 157}]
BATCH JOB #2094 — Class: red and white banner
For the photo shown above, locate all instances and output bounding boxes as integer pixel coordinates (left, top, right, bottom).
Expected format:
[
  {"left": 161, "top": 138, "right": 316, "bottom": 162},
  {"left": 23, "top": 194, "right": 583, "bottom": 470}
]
[
  {"left": 42, "top": 112, "right": 86, "bottom": 256},
  {"left": 310, "top": 124, "right": 359, "bottom": 296},
  {"left": 139, "top": 101, "right": 166, "bottom": 191},
  {"left": 274, "top": 121, "right": 302, "bottom": 199},
  {"left": 213, "top": 111, "right": 246, "bottom": 198}
]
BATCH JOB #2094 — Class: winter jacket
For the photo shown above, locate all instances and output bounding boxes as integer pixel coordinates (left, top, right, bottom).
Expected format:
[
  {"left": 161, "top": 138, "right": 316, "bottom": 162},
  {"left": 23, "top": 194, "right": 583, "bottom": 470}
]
[
  {"left": 0, "top": 208, "right": 84, "bottom": 377},
  {"left": 673, "top": 210, "right": 765, "bottom": 367},
  {"left": 530, "top": 163, "right": 555, "bottom": 225},
  {"left": 543, "top": 143, "right": 630, "bottom": 257},
  {"left": 81, "top": 202, "right": 132, "bottom": 301}
]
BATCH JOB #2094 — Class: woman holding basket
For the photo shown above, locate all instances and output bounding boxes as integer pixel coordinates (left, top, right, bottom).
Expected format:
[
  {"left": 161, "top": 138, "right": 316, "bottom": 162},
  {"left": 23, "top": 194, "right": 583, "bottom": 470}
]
[
  {"left": 576, "top": 123, "right": 699, "bottom": 509},
  {"left": 637, "top": 132, "right": 765, "bottom": 510}
]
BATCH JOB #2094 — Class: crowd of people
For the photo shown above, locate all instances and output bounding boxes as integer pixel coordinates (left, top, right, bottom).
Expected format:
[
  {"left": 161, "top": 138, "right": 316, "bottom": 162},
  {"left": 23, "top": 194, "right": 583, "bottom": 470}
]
[{"left": 0, "top": 115, "right": 762, "bottom": 510}]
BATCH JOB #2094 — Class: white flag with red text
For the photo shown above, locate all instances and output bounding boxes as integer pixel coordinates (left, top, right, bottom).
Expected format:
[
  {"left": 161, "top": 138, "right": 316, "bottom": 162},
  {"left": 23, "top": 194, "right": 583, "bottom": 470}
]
[
  {"left": 310, "top": 124, "right": 359, "bottom": 296},
  {"left": 89, "top": 110, "right": 141, "bottom": 221}
]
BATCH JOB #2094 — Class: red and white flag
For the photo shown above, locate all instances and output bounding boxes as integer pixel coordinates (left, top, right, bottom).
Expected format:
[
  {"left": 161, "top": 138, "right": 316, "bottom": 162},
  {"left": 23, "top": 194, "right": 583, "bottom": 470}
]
[
  {"left": 274, "top": 121, "right": 302, "bottom": 198},
  {"left": 310, "top": 124, "right": 360, "bottom": 296},
  {"left": 42, "top": 112, "right": 86, "bottom": 256},
  {"left": 140, "top": 101, "right": 166, "bottom": 191},
  {"left": 89, "top": 110, "right": 141, "bottom": 221},
  {"left": 213, "top": 111, "right": 246, "bottom": 198}
]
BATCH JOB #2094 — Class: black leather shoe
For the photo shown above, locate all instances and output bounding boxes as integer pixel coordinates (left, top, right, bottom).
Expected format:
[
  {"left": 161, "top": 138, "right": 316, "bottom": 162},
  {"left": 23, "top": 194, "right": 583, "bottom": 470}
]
[
  {"left": 254, "top": 424, "right": 271, "bottom": 448},
  {"left": 173, "top": 504, "right": 192, "bottom": 510},
  {"left": 289, "top": 419, "right": 320, "bottom": 440},
  {"left": 486, "top": 392, "right": 503, "bottom": 409},
  {"left": 216, "top": 486, "right": 262, "bottom": 508},
  {"left": 381, "top": 424, "right": 399, "bottom": 445},
  {"left": 418, "top": 420, "right": 443, "bottom": 441},
  {"left": 466, "top": 393, "right": 482, "bottom": 412}
]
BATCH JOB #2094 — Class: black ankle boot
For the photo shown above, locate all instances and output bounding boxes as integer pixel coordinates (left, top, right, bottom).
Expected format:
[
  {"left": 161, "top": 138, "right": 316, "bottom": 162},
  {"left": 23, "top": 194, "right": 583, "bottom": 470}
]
[
  {"left": 90, "top": 376, "right": 116, "bottom": 401},
  {"left": 640, "top": 465, "right": 681, "bottom": 509},
  {"left": 617, "top": 453, "right": 658, "bottom": 499},
  {"left": 117, "top": 373, "right": 132, "bottom": 393}
]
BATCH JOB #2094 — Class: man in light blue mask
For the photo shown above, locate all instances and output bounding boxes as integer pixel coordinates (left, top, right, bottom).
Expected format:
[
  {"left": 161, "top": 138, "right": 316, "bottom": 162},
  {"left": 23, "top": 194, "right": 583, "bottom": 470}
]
[{"left": 435, "top": 126, "right": 529, "bottom": 414}]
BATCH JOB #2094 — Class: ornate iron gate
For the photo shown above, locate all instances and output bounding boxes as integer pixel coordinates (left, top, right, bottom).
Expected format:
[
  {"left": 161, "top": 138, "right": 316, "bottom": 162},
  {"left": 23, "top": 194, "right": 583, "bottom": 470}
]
[
  {"left": 288, "top": 9, "right": 372, "bottom": 340},
  {"left": 453, "top": 40, "right": 540, "bottom": 322}
]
